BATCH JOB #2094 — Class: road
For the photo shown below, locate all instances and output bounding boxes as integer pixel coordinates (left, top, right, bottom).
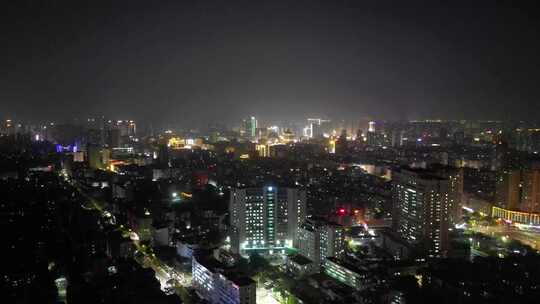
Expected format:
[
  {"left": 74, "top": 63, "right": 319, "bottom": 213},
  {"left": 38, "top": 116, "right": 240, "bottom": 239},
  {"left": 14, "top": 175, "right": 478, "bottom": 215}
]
[
  {"left": 469, "top": 224, "right": 540, "bottom": 251},
  {"left": 256, "top": 286, "right": 279, "bottom": 304}
]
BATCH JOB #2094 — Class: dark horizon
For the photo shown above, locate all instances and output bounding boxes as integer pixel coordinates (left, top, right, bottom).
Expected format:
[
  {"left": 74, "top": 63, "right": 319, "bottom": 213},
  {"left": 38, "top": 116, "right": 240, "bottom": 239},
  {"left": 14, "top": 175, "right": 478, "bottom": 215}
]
[{"left": 2, "top": 0, "right": 540, "bottom": 125}]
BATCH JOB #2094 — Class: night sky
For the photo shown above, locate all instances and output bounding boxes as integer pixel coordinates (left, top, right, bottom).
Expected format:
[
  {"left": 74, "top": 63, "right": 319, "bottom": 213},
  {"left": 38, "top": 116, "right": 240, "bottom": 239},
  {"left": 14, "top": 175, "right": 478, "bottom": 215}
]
[{"left": 2, "top": 0, "right": 539, "bottom": 125}]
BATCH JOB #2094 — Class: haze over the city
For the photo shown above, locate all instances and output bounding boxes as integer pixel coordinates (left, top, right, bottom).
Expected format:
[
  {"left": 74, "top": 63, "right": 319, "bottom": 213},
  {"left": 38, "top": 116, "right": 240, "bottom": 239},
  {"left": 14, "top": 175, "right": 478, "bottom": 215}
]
[{"left": 2, "top": 0, "right": 540, "bottom": 125}]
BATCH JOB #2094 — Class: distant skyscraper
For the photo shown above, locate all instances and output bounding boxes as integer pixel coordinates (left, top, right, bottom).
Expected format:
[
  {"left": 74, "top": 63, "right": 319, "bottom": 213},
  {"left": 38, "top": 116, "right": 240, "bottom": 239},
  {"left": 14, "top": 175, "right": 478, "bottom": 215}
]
[
  {"left": 115, "top": 120, "right": 136, "bottom": 137},
  {"left": 157, "top": 144, "right": 169, "bottom": 166},
  {"left": 86, "top": 129, "right": 102, "bottom": 146},
  {"left": 311, "top": 122, "right": 323, "bottom": 138},
  {"left": 335, "top": 129, "right": 348, "bottom": 155},
  {"left": 107, "top": 129, "right": 121, "bottom": 148},
  {"left": 391, "top": 129, "right": 405, "bottom": 147},
  {"left": 243, "top": 117, "right": 257, "bottom": 140},
  {"left": 366, "top": 131, "right": 377, "bottom": 147},
  {"left": 368, "top": 121, "right": 376, "bottom": 132},
  {"left": 306, "top": 118, "right": 330, "bottom": 138},
  {"left": 229, "top": 186, "right": 306, "bottom": 255},
  {"left": 392, "top": 167, "right": 451, "bottom": 258},
  {"left": 297, "top": 217, "right": 345, "bottom": 269},
  {"left": 87, "top": 144, "right": 109, "bottom": 169}
]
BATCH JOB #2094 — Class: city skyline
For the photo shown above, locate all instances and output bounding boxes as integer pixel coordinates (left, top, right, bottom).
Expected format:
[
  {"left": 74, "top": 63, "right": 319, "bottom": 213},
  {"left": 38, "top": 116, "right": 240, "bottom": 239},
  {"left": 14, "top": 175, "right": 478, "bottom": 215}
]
[{"left": 4, "top": 2, "right": 540, "bottom": 304}]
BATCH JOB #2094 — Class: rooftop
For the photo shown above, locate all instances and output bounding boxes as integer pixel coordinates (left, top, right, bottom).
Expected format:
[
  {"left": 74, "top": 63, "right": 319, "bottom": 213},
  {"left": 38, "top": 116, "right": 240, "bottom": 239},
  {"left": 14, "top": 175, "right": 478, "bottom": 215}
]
[
  {"left": 326, "top": 257, "right": 368, "bottom": 275},
  {"left": 229, "top": 276, "right": 256, "bottom": 287},
  {"left": 288, "top": 254, "right": 314, "bottom": 265},
  {"left": 194, "top": 255, "right": 255, "bottom": 287},
  {"left": 301, "top": 216, "right": 342, "bottom": 231},
  {"left": 393, "top": 166, "right": 446, "bottom": 181}
]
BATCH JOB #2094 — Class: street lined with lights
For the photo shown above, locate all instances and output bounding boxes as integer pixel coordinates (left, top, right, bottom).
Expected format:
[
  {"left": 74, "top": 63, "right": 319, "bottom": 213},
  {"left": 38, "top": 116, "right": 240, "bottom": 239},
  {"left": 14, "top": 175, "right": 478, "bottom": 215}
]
[{"left": 70, "top": 177, "right": 192, "bottom": 297}]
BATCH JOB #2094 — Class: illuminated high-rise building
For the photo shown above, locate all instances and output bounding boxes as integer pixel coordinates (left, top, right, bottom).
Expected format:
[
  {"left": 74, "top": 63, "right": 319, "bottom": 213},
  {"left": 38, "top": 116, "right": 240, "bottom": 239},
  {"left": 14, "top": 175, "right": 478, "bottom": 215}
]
[
  {"left": 242, "top": 116, "right": 257, "bottom": 140},
  {"left": 368, "top": 121, "right": 376, "bottom": 132},
  {"left": 392, "top": 167, "right": 451, "bottom": 258},
  {"left": 311, "top": 122, "right": 323, "bottom": 138},
  {"left": 430, "top": 165, "right": 464, "bottom": 225},
  {"left": 306, "top": 118, "right": 330, "bottom": 138},
  {"left": 229, "top": 186, "right": 306, "bottom": 255},
  {"left": 255, "top": 144, "right": 269, "bottom": 157}
]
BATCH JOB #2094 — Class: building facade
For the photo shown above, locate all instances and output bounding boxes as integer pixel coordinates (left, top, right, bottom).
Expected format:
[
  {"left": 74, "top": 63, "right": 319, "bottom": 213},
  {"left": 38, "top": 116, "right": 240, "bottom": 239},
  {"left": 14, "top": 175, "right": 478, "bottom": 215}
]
[
  {"left": 432, "top": 165, "right": 464, "bottom": 225},
  {"left": 323, "top": 257, "right": 372, "bottom": 291},
  {"left": 192, "top": 255, "right": 256, "bottom": 304},
  {"left": 492, "top": 206, "right": 540, "bottom": 226},
  {"left": 392, "top": 167, "right": 451, "bottom": 258},
  {"left": 495, "top": 169, "right": 522, "bottom": 210},
  {"left": 495, "top": 168, "right": 540, "bottom": 213},
  {"left": 229, "top": 186, "right": 306, "bottom": 255},
  {"left": 296, "top": 217, "right": 345, "bottom": 268},
  {"left": 242, "top": 117, "right": 257, "bottom": 140}
]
